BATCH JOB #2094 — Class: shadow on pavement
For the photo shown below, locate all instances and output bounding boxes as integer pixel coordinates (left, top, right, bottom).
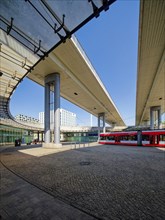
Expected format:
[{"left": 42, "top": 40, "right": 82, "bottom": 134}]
[{"left": 1, "top": 144, "right": 165, "bottom": 219}]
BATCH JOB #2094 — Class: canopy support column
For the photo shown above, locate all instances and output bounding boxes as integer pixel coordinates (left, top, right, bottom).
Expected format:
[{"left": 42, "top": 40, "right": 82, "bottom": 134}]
[
  {"left": 98, "top": 112, "right": 106, "bottom": 141},
  {"left": 43, "top": 73, "right": 62, "bottom": 148},
  {"left": 54, "top": 73, "right": 61, "bottom": 145},
  {"left": 150, "top": 106, "right": 161, "bottom": 129},
  {"left": 44, "top": 83, "right": 50, "bottom": 143}
]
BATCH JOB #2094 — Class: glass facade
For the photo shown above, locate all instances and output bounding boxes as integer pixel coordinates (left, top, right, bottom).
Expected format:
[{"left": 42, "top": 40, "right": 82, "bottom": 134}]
[
  {"left": 63, "top": 132, "right": 98, "bottom": 142},
  {"left": 0, "top": 124, "right": 98, "bottom": 146},
  {"left": 0, "top": 125, "right": 33, "bottom": 146}
]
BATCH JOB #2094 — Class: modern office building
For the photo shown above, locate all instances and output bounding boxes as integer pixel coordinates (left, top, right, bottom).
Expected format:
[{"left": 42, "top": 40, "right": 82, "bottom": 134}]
[
  {"left": 39, "top": 112, "right": 44, "bottom": 124},
  {"left": 39, "top": 109, "right": 77, "bottom": 126},
  {"left": 60, "top": 109, "right": 77, "bottom": 126}
]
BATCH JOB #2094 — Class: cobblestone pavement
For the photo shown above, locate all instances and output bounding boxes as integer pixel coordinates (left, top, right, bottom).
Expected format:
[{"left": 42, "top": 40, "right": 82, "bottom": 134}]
[
  {"left": 0, "top": 162, "right": 96, "bottom": 220},
  {"left": 1, "top": 144, "right": 165, "bottom": 219}
]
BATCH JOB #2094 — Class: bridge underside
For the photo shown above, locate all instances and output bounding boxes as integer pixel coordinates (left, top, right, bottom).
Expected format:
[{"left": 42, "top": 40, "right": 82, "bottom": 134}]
[
  {"left": 28, "top": 36, "right": 124, "bottom": 126},
  {"left": 136, "top": 0, "right": 165, "bottom": 128}
]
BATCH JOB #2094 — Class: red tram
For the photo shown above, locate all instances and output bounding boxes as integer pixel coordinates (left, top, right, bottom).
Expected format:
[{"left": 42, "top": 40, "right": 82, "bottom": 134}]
[{"left": 99, "top": 130, "right": 165, "bottom": 147}]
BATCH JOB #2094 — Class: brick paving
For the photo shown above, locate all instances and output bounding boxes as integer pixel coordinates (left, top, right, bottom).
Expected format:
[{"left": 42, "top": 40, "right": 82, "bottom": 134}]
[{"left": 1, "top": 144, "right": 165, "bottom": 219}]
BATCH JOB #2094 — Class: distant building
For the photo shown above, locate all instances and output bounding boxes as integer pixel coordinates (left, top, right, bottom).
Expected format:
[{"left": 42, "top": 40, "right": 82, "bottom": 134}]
[
  {"left": 39, "top": 109, "right": 77, "bottom": 126},
  {"left": 15, "top": 114, "right": 39, "bottom": 124},
  {"left": 39, "top": 112, "right": 44, "bottom": 124}
]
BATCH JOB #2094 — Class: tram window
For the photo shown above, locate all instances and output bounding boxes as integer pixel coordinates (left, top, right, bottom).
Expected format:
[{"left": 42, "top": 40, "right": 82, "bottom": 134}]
[
  {"left": 120, "top": 136, "right": 128, "bottom": 141},
  {"left": 150, "top": 135, "right": 154, "bottom": 144},
  {"left": 120, "top": 136, "right": 123, "bottom": 140},
  {"left": 133, "top": 135, "right": 137, "bottom": 141},
  {"left": 100, "top": 136, "right": 106, "bottom": 140},
  {"left": 127, "top": 135, "right": 137, "bottom": 141},
  {"left": 142, "top": 135, "right": 149, "bottom": 141},
  {"left": 160, "top": 135, "right": 165, "bottom": 141},
  {"left": 107, "top": 136, "right": 115, "bottom": 140}
]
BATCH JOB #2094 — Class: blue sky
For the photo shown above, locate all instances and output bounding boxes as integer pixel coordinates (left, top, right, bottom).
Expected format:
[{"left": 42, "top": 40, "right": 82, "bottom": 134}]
[{"left": 10, "top": 0, "right": 140, "bottom": 126}]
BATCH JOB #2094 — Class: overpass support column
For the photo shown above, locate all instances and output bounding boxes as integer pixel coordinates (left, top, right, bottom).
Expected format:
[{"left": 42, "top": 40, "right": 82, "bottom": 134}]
[
  {"left": 37, "top": 131, "right": 40, "bottom": 142},
  {"left": 98, "top": 115, "right": 101, "bottom": 139},
  {"left": 98, "top": 113, "right": 106, "bottom": 141},
  {"left": 137, "top": 130, "right": 142, "bottom": 146},
  {"left": 41, "top": 132, "right": 44, "bottom": 142},
  {"left": 44, "top": 82, "right": 50, "bottom": 143},
  {"left": 54, "top": 73, "right": 61, "bottom": 145},
  {"left": 158, "top": 108, "right": 161, "bottom": 129},
  {"left": 103, "top": 113, "right": 106, "bottom": 133},
  {"left": 150, "top": 106, "right": 161, "bottom": 130},
  {"left": 43, "top": 73, "right": 62, "bottom": 148}
]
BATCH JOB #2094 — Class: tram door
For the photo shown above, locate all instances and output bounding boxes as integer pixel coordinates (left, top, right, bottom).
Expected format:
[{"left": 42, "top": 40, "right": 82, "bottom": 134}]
[
  {"left": 155, "top": 135, "right": 159, "bottom": 144},
  {"left": 150, "top": 135, "right": 154, "bottom": 144},
  {"left": 150, "top": 135, "right": 159, "bottom": 145}
]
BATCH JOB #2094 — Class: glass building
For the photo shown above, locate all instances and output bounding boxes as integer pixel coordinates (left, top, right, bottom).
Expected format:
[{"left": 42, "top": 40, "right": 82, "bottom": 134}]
[{"left": 0, "top": 124, "right": 34, "bottom": 146}]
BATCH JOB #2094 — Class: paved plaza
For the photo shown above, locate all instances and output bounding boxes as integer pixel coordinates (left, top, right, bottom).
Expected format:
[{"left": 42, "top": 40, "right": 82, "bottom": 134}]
[{"left": 1, "top": 143, "right": 165, "bottom": 219}]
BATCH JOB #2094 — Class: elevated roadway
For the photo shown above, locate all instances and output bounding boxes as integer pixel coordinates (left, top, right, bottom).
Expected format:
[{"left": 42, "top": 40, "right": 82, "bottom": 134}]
[
  {"left": 28, "top": 36, "right": 125, "bottom": 126},
  {"left": 136, "top": 0, "right": 165, "bottom": 127},
  {"left": 0, "top": 32, "right": 125, "bottom": 129}
]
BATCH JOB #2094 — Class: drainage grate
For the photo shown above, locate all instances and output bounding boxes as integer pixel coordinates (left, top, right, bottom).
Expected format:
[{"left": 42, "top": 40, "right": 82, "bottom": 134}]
[{"left": 80, "top": 161, "right": 91, "bottom": 166}]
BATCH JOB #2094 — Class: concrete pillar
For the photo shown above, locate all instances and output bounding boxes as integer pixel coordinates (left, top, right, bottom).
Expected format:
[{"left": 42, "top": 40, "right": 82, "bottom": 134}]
[
  {"left": 98, "top": 114, "right": 101, "bottom": 139},
  {"left": 150, "top": 106, "right": 161, "bottom": 130},
  {"left": 41, "top": 132, "right": 44, "bottom": 142},
  {"left": 137, "top": 130, "right": 142, "bottom": 146},
  {"left": 102, "top": 113, "right": 106, "bottom": 133},
  {"left": 158, "top": 108, "right": 161, "bottom": 129},
  {"left": 54, "top": 73, "right": 61, "bottom": 144},
  {"left": 44, "top": 83, "right": 50, "bottom": 143},
  {"left": 37, "top": 131, "right": 39, "bottom": 141},
  {"left": 43, "top": 73, "right": 62, "bottom": 148},
  {"left": 98, "top": 113, "right": 106, "bottom": 141},
  {"left": 150, "top": 108, "right": 154, "bottom": 130}
]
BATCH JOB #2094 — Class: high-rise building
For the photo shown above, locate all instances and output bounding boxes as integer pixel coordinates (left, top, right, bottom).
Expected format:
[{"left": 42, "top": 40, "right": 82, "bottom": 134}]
[
  {"left": 39, "top": 112, "right": 44, "bottom": 124},
  {"left": 39, "top": 109, "right": 77, "bottom": 126}
]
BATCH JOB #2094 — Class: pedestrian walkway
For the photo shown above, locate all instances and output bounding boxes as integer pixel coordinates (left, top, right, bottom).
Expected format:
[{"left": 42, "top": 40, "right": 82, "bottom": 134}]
[
  {"left": 0, "top": 162, "right": 96, "bottom": 220},
  {"left": 0, "top": 144, "right": 96, "bottom": 220},
  {"left": 1, "top": 144, "right": 165, "bottom": 219}
]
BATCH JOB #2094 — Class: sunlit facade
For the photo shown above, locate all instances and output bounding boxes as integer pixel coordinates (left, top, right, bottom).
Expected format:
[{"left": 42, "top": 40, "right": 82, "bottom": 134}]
[{"left": 39, "top": 109, "right": 77, "bottom": 126}]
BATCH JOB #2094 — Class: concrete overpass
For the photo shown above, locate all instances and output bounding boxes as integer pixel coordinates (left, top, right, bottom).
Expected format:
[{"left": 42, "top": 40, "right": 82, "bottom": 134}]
[
  {"left": 28, "top": 35, "right": 124, "bottom": 127},
  {"left": 136, "top": 0, "right": 165, "bottom": 129}
]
